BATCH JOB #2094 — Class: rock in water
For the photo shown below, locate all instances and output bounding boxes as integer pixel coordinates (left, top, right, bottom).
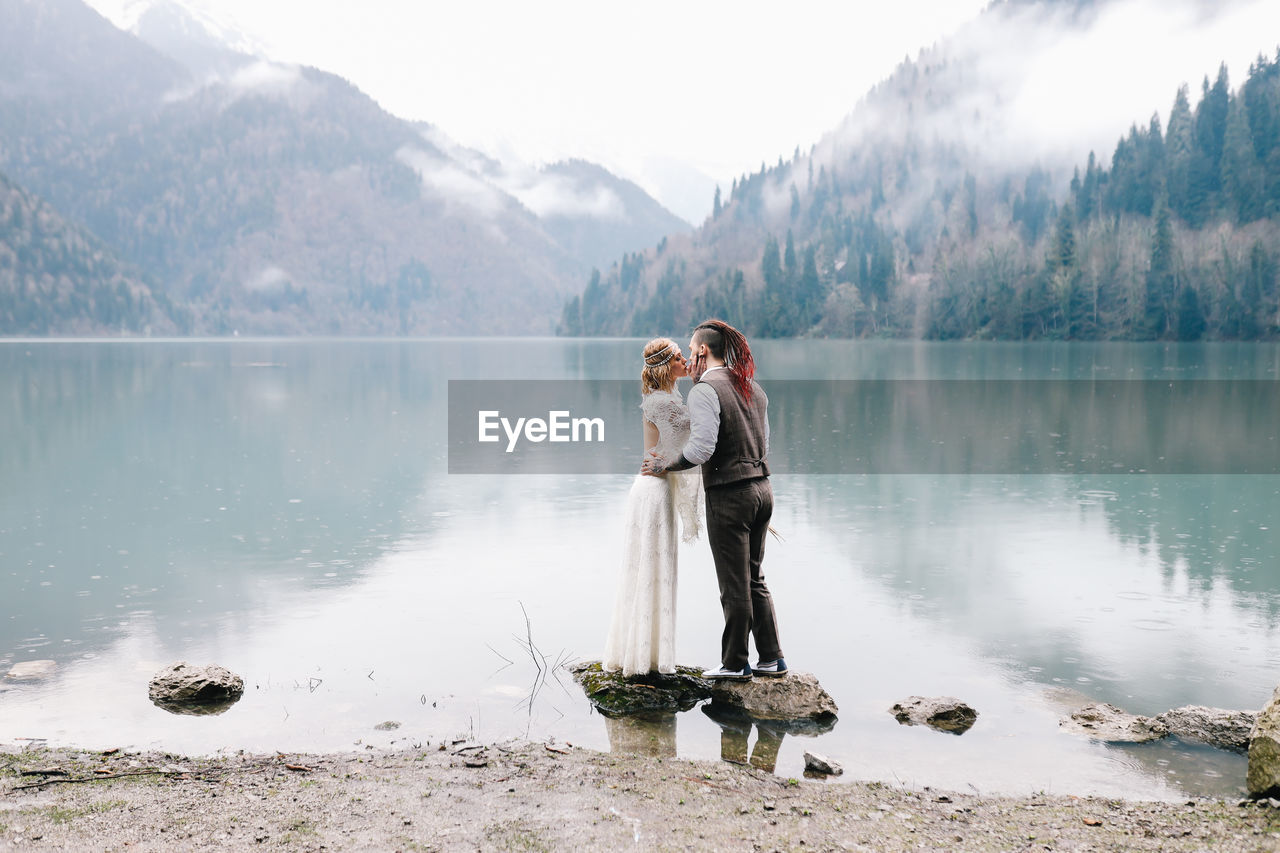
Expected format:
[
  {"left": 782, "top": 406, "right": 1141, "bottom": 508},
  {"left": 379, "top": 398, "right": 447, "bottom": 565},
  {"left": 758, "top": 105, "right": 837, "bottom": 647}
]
[
  {"left": 890, "top": 696, "right": 979, "bottom": 735},
  {"left": 803, "top": 751, "right": 843, "bottom": 776},
  {"left": 1059, "top": 702, "right": 1168, "bottom": 743},
  {"left": 1248, "top": 686, "right": 1280, "bottom": 799},
  {"left": 708, "top": 672, "right": 838, "bottom": 731},
  {"left": 571, "top": 661, "right": 712, "bottom": 717},
  {"left": 148, "top": 662, "right": 244, "bottom": 716},
  {"left": 5, "top": 660, "right": 57, "bottom": 681},
  {"left": 1157, "top": 706, "right": 1257, "bottom": 753}
]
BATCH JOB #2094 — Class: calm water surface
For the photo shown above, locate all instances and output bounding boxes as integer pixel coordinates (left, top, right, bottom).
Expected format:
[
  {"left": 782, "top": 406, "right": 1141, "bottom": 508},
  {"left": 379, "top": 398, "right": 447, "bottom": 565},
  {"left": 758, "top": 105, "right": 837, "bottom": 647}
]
[{"left": 2, "top": 339, "right": 1278, "bottom": 800}]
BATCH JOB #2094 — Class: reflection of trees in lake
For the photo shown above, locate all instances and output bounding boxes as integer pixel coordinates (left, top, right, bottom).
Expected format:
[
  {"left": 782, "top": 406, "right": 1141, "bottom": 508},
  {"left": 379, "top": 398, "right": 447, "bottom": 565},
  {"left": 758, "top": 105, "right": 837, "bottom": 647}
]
[
  {"left": 1089, "top": 476, "right": 1280, "bottom": 603},
  {"left": 776, "top": 471, "right": 1280, "bottom": 712},
  {"left": 0, "top": 343, "right": 443, "bottom": 663},
  {"left": 755, "top": 340, "right": 1280, "bottom": 382},
  {"left": 768, "top": 380, "right": 1279, "bottom": 475}
]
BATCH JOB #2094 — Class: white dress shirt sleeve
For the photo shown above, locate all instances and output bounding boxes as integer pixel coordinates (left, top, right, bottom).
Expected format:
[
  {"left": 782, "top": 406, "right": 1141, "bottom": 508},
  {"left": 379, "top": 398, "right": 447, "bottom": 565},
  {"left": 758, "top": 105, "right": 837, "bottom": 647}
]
[{"left": 680, "top": 380, "right": 720, "bottom": 466}]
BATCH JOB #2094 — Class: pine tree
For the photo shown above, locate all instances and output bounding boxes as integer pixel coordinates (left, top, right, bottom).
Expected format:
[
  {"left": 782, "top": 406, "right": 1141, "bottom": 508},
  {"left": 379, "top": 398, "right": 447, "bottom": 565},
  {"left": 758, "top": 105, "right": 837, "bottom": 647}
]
[
  {"left": 1187, "top": 66, "right": 1230, "bottom": 225},
  {"left": 1144, "top": 201, "right": 1177, "bottom": 338},
  {"left": 1049, "top": 203, "right": 1077, "bottom": 271},
  {"left": 963, "top": 172, "right": 978, "bottom": 238},
  {"left": 1247, "top": 240, "right": 1278, "bottom": 335},
  {"left": 798, "top": 245, "right": 824, "bottom": 329},
  {"left": 761, "top": 236, "right": 782, "bottom": 292},
  {"left": 1221, "top": 93, "right": 1264, "bottom": 221},
  {"left": 1175, "top": 284, "right": 1206, "bottom": 340},
  {"left": 1046, "top": 204, "right": 1087, "bottom": 338},
  {"left": 1165, "top": 85, "right": 1194, "bottom": 219}
]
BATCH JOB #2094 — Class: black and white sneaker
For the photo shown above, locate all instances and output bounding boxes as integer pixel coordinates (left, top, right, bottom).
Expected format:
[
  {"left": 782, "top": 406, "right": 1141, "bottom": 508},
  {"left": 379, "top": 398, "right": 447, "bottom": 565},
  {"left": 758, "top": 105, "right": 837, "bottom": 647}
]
[
  {"left": 753, "top": 658, "right": 788, "bottom": 678},
  {"left": 701, "top": 664, "right": 753, "bottom": 681}
]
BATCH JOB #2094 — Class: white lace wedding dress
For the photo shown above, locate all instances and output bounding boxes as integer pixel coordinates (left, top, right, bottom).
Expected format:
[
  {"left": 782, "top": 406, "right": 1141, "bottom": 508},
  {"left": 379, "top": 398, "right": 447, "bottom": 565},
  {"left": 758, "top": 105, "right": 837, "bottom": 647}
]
[{"left": 602, "top": 388, "right": 703, "bottom": 676}]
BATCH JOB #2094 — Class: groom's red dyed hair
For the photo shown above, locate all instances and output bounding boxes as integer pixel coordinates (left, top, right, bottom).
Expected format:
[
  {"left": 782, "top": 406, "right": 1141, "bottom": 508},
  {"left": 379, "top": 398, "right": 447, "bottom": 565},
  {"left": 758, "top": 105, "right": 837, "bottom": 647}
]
[{"left": 693, "top": 319, "right": 755, "bottom": 402}]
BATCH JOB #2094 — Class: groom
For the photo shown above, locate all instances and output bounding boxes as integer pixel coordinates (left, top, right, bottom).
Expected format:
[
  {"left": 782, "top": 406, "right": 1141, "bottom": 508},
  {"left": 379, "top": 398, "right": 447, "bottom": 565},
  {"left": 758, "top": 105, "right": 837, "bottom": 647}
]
[{"left": 642, "top": 319, "right": 786, "bottom": 681}]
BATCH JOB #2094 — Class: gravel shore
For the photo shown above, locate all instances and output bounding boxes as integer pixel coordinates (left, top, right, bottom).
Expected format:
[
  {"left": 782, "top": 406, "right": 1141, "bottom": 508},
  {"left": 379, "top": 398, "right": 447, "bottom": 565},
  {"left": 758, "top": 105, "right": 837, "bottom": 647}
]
[{"left": 3, "top": 742, "right": 1279, "bottom": 851}]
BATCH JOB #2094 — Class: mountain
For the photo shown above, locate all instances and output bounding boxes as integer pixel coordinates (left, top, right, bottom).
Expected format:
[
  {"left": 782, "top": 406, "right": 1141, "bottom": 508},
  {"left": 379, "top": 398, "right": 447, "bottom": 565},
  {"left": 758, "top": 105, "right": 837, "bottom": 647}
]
[
  {"left": 131, "top": 0, "right": 259, "bottom": 79},
  {"left": 406, "top": 126, "right": 691, "bottom": 270},
  {"left": 0, "top": 0, "right": 687, "bottom": 335},
  {"left": 0, "top": 0, "right": 182, "bottom": 114},
  {"left": 530, "top": 160, "right": 690, "bottom": 270},
  {"left": 0, "top": 169, "right": 181, "bottom": 334},
  {"left": 559, "top": 0, "right": 1280, "bottom": 341}
]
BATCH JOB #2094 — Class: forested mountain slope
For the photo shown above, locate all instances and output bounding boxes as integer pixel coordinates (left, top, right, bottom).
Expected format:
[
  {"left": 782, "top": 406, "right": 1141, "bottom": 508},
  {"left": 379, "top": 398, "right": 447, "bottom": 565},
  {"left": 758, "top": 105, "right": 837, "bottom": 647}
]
[
  {"left": 0, "top": 0, "right": 686, "bottom": 335},
  {"left": 561, "top": 0, "right": 1279, "bottom": 341},
  {"left": 0, "top": 170, "right": 179, "bottom": 335}
]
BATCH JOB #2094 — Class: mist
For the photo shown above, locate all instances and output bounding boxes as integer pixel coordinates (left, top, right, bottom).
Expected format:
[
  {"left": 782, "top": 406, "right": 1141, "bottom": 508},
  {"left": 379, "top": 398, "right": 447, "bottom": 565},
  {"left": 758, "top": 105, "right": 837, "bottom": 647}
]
[
  {"left": 817, "top": 0, "right": 1278, "bottom": 176},
  {"left": 406, "top": 127, "right": 630, "bottom": 223}
]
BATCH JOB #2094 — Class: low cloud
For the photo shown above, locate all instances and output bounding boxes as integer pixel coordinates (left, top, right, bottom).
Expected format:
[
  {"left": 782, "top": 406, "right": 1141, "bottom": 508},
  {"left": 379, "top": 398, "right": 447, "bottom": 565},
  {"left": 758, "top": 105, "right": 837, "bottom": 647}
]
[
  {"left": 161, "top": 59, "right": 305, "bottom": 105},
  {"left": 502, "top": 170, "right": 624, "bottom": 220},
  {"left": 817, "top": 0, "right": 1278, "bottom": 174},
  {"left": 396, "top": 146, "right": 507, "bottom": 217},
  {"left": 227, "top": 60, "right": 302, "bottom": 96},
  {"left": 244, "top": 265, "right": 291, "bottom": 292},
  {"left": 406, "top": 128, "right": 627, "bottom": 221}
]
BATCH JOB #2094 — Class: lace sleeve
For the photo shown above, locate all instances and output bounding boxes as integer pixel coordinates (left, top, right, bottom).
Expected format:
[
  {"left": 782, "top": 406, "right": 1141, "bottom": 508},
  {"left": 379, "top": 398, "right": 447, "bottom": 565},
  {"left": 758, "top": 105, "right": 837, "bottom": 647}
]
[{"left": 640, "top": 392, "right": 691, "bottom": 465}]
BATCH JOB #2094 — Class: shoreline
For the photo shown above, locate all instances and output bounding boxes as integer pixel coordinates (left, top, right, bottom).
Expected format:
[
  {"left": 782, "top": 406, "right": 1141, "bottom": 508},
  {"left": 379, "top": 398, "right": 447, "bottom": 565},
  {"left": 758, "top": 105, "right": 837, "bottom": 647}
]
[{"left": 3, "top": 741, "right": 1278, "bottom": 851}]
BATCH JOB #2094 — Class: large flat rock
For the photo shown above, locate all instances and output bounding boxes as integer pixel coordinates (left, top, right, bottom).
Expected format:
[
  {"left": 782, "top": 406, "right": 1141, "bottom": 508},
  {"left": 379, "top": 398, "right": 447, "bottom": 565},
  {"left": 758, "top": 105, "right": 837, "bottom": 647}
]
[
  {"left": 708, "top": 671, "right": 838, "bottom": 732},
  {"left": 1157, "top": 705, "right": 1256, "bottom": 753},
  {"left": 1059, "top": 702, "right": 1168, "bottom": 744},
  {"left": 571, "top": 661, "right": 712, "bottom": 717}
]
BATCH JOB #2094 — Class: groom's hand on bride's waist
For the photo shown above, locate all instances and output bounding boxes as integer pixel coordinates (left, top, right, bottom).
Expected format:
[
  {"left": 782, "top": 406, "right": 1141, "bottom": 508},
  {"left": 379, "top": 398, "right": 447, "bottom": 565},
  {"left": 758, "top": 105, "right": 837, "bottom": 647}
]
[{"left": 659, "top": 453, "right": 696, "bottom": 473}]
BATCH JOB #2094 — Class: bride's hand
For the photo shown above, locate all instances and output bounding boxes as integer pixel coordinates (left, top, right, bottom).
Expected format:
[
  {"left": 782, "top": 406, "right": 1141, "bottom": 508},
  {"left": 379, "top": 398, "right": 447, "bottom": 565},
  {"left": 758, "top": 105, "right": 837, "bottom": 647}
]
[{"left": 640, "top": 451, "right": 667, "bottom": 478}]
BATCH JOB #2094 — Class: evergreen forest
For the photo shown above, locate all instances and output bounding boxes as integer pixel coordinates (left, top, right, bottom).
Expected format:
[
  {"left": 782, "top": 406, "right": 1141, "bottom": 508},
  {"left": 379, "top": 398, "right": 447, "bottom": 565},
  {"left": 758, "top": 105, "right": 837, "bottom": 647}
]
[{"left": 561, "top": 53, "right": 1280, "bottom": 341}]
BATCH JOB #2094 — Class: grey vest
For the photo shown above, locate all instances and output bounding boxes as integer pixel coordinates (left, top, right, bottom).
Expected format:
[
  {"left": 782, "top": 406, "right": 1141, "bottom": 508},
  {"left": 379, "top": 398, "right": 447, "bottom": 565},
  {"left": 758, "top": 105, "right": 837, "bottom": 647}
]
[{"left": 700, "top": 371, "right": 770, "bottom": 488}]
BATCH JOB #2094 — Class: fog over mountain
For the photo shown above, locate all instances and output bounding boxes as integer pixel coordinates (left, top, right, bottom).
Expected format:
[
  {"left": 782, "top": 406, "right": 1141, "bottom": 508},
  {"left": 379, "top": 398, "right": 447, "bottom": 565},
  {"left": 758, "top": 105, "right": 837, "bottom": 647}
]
[
  {"left": 562, "top": 0, "right": 1280, "bottom": 341},
  {"left": 0, "top": 0, "right": 687, "bottom": 335},
  {"left": 818, "top": 0, "right": 1274, "bottom": 169}
]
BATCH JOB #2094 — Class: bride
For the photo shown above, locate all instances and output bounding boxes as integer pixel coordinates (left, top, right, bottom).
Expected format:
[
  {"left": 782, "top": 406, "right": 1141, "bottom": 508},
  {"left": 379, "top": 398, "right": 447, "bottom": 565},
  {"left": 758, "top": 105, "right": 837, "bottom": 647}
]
[{"left": 602, "top": 338, "right": 703, "bottom": 676}]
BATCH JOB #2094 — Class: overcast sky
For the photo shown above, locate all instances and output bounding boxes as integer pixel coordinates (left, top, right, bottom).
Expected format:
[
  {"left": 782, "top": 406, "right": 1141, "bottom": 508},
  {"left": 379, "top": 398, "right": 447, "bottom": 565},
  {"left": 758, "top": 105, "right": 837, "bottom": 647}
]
[
  {"left": 88, "top": 0, "right": 992, "bottom": 219},
  {"left": 86, "top": 0, "right": 1280, "bottom": 223}
]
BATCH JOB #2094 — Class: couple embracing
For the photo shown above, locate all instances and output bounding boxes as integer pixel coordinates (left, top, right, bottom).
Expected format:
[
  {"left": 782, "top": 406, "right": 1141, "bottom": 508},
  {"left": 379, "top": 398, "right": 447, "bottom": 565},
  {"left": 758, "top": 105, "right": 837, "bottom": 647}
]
[{"left": 602, "top": 319, "right": 786, "bottom": 682}]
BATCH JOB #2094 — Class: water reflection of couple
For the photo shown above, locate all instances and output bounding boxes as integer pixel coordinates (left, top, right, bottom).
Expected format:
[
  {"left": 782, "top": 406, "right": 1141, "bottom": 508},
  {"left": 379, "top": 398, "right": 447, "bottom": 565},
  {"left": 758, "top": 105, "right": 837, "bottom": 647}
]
[
  {"left": 602, "top": 319, "right": 787, "bottom": 682},
  {"left": 602, "top": 707, "right": 785, "bottom": 772}
]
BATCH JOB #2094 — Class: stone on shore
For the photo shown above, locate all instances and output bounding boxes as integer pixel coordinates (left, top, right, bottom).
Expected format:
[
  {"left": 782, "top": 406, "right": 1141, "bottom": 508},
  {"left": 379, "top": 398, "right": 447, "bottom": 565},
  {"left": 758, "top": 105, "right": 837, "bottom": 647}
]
[
  {"left": 890, "top": 696, "right": 978, "bottom": 735},
  {"left": 707, "top": 672, "right": 838, "bottom": 732},
  {"left": 1059, "top": 702, "right": 1168, "bottom": 743},
  {"left": 803, "top": 751, "right": 843, "bottom": 776},
  {"left": 148, "top": 662, "right": 244, "bottom": 716},
  {"left": 1156, "top": 705, "right": 1257, "bottom": 753},
  {"left": 1248, "top": 686, "right": 1280, "bottom": 799},
  {"left": 5, "top": 660, "right": 57, "bottom": 681},
  {"left": 571, "top": 661, "right": 711, "bottom": 717}
]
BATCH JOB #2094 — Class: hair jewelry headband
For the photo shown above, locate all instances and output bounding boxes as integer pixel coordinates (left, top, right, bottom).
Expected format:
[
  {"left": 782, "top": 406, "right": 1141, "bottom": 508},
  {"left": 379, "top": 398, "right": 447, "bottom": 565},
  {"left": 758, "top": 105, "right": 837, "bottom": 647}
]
[{"left": 645, "top": 344, "right": 675, "bottom": 367}]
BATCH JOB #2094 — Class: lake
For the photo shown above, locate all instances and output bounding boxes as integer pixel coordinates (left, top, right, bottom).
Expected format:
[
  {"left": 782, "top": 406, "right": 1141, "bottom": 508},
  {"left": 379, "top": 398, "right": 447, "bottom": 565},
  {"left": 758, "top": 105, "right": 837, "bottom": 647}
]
[{"left": 2, "top": 338, "right": 1278, "bottom": 800}]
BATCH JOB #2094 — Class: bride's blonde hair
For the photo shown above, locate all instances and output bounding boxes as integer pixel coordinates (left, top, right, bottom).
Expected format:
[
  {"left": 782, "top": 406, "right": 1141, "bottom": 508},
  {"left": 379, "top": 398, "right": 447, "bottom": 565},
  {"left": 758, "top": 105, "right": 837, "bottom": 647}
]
[{"left": 641, "top": 338, "right": 679, "bottom": 395}]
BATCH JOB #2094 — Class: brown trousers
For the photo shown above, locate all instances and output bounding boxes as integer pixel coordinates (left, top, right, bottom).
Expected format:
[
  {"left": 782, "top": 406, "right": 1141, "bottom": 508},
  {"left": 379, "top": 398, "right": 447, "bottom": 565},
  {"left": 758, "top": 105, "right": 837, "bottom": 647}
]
[{"left": 706, "top": 476, "right": 783, "bottom": 671}]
